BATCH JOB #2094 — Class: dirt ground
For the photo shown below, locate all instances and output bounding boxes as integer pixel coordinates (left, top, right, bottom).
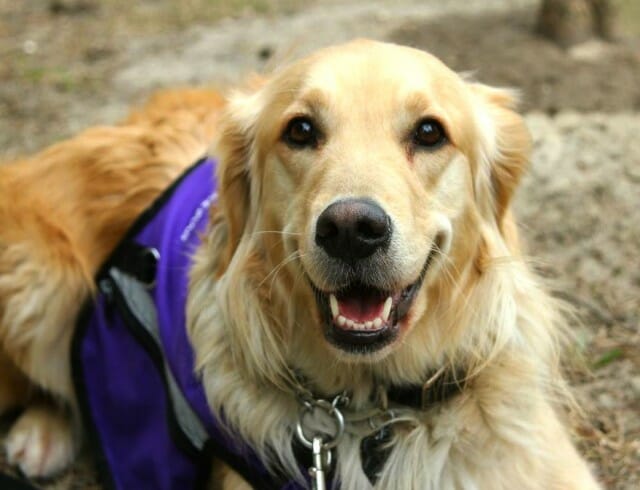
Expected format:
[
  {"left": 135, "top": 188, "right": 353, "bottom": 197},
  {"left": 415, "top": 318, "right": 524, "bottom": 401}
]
[{"left": 0, "top": 1, "right": 638, "bottom": 489}]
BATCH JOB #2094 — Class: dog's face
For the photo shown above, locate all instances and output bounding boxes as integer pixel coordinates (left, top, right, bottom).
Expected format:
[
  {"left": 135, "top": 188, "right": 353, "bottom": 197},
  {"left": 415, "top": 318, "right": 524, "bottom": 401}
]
[{"left": 215, "top": 40, "right": 529, "bottom": 366}]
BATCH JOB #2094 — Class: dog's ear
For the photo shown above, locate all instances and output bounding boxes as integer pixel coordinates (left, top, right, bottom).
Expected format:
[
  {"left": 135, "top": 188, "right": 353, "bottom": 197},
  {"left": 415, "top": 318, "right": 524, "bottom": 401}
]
[
  {"left": 470, "top": 84, "right": 531, "bottom": 235},
  {"left": 214, "top": 79, "right": 267, "bottom": 270}
]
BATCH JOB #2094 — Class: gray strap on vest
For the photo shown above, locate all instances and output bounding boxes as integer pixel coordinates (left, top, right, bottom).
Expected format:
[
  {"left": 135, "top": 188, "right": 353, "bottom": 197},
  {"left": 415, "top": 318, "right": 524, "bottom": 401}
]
[{"left": 109, "top": 267, "right": 209, "bottom": 451}]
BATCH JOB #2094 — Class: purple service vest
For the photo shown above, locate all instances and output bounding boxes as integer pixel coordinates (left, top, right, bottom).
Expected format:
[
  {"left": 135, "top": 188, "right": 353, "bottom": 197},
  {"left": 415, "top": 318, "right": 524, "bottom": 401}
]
[{"left": 71, "top": 158, "right": 308, "bottom": 490}]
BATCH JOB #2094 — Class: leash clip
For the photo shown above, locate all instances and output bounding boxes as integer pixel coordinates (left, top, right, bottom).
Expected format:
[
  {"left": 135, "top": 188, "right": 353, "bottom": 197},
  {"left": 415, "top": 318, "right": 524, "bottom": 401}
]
[
  {"left": 309, "top": 436, "right": 331, "bottom": 490},
  {"left": 295, "top": 392, "right": 348, "bottom": 490}
]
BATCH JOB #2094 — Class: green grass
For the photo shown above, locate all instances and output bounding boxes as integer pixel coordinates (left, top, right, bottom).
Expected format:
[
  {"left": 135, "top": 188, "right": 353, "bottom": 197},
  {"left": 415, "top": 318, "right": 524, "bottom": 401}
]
[{"left": 592, "top": 347, "right": 624, "bottom": 369}]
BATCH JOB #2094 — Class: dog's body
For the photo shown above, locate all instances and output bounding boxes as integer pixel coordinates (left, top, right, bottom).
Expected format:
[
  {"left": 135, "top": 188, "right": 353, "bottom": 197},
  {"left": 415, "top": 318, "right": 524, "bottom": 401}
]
[{"left": 0, "top": 41, "right": 599, "bottom": 488}]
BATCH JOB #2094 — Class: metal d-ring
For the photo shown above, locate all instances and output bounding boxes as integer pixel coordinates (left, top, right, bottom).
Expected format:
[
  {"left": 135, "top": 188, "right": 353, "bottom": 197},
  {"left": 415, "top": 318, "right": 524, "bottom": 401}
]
[{"left": 295, "top": 397, "right": 345, "bottom": 450}]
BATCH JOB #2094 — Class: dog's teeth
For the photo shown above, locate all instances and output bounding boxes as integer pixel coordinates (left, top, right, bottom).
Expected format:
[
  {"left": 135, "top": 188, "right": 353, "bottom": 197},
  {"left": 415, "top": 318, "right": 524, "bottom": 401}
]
[
  {"left": 329, "top": 294, "right": 339, "bottom": 319},
  {"left": 382, "top": 297, "right": 392, "bottom": 322},
  {"left": 336, "top": 314, "right": 383, "bottom": 330}
]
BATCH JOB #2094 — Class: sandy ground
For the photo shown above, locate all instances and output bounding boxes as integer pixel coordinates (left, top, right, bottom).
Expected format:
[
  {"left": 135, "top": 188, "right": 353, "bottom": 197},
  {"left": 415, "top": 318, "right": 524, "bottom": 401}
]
[{"left": 0, "top": 0, "right": 638, "bottom": 488}]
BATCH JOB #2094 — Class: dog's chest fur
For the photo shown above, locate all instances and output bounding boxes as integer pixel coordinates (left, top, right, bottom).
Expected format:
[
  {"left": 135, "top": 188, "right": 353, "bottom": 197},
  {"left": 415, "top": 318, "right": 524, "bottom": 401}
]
[{"left": 188, "top": 238, "right": 574, "bottom": 490}]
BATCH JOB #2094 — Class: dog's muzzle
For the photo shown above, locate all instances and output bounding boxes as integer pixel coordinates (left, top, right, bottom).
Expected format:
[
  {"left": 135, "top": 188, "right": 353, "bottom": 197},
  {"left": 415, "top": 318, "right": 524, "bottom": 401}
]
[{"left": 307, "top": 199, "right": 444, "bottom": 355}]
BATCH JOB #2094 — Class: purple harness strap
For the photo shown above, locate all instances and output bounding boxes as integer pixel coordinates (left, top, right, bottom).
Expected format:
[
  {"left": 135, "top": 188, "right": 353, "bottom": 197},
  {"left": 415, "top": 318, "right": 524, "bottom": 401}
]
[{"left": 71, "top": 158, "right": 308, "bottom": 490}]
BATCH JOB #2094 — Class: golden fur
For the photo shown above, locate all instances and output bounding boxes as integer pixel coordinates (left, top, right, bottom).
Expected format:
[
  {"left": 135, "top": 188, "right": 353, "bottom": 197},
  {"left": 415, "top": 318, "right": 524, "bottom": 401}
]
[{"left": 0, "top": 40, "right": 598, "bottom": 488}]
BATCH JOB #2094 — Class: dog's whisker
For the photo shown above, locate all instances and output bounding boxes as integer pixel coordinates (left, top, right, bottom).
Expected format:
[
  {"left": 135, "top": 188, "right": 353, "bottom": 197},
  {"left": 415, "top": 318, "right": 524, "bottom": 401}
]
[
  {"left": 250, "top": 230, "right": 302, "bottom": 237},
  {"left": 260, "top": 250, "right": 305, "bottom": 295}
]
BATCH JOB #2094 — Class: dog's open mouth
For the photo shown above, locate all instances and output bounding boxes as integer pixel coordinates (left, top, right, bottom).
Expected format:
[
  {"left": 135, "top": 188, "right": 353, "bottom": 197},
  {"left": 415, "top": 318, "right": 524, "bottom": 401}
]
[{"left": 310, "top": 252, "right": 435, "bottom": 354}]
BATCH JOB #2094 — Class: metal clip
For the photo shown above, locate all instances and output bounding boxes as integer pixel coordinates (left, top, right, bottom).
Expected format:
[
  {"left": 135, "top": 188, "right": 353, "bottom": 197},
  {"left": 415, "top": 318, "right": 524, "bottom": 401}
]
[
  {"left": 309, "top": 436, "right": 331, "bottom": 490},
  {"left": 295, "top": 393, "right": 347, "bottom": 490}
]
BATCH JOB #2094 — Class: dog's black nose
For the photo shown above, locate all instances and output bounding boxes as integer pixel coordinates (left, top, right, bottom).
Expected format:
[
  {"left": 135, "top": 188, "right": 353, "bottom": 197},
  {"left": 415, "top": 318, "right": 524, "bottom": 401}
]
[{"left": 315, "top": 198, "right": 391, "bottom": 261}]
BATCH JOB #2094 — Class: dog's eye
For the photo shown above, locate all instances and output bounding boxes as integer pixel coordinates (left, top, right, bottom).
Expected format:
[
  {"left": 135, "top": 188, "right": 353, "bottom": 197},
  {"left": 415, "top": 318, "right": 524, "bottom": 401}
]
[
  {"left": 412, "top": 119, "right": 447, "bottom": 149},
  {"left": 283, "top": 117, "right": 318, "bottom": 148}
]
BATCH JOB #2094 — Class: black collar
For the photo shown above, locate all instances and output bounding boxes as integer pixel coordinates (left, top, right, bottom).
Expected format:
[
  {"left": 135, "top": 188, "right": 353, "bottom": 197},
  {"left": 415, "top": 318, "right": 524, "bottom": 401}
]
[
  {"left": 294, "top": 365, "right": 467, "bottom": 414},
  {"left": 291, "top": 366, "right": 467, "bottom": 487},
  {"left": 385, "top": 366, "right": 467, "bottom": 411}
]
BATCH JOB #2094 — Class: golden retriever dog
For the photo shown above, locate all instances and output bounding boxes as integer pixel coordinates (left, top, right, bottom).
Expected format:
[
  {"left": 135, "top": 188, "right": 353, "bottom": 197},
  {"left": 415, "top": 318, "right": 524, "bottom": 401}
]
[{"left": 0, "top": 40, "right": 599, "bottom": 489}]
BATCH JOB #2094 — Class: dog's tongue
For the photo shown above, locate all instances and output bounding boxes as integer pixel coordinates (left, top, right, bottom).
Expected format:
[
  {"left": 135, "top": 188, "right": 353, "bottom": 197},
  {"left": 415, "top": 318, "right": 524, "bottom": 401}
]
[{"left": 337, "top": 288, "right": 386, "bottom": 323}]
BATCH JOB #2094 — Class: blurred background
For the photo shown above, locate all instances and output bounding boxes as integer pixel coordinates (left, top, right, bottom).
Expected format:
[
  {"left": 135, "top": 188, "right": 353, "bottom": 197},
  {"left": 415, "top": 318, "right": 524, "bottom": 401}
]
[{"left": 0, "top": 0, "right": 638, "bottom": 488}]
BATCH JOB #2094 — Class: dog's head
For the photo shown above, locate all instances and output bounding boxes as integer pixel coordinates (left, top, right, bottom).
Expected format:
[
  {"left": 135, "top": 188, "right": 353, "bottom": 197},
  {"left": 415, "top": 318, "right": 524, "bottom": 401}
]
[{"left": 211, "top": 40, "right": 530, "bottom": 381}]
